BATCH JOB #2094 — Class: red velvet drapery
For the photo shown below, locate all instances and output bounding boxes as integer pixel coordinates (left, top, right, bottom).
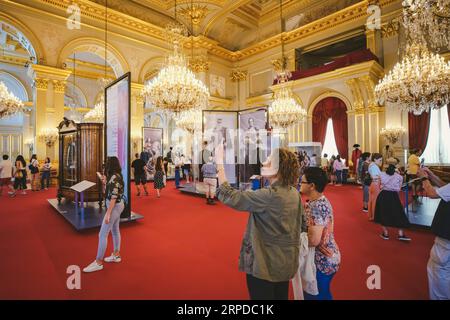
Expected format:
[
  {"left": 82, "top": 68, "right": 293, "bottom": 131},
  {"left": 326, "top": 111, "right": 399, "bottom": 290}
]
[
  {"left": 408, "top": 112, "right": 430, "bottom": 156},
  {"left": 312, "top": 97, "right": 348, "bottom": 159}
]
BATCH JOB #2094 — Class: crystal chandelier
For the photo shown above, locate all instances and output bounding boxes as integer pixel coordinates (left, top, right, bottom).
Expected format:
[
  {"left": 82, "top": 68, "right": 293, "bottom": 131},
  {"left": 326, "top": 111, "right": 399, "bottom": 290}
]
[
  {"left": 380, "top": 127, "right": 406, "bottom": 144},
  {"left": 0, "top": 81, "right": 23, "bottom": 119},
  {"left": 269, "top": 0, "right": 307, "bottom": 129},
  {"left": 402, "top": 0, "right": 450, "bottom": 51},
  {"left": 84, "top": 95, "right": 104, "bottom": 123},
  {"left": 175, "top": 107, "right": 202, "bottom": 134},
  {"left": 270, "top": 85, "right": 307, "bottom": 129},
  {"left": 38, "top": 128, "right": 58, "bottom": 147},
  {"left": 142, "top": 1, "right": 209, "bottom": 114},
  {"left": 375, "top": 42, "right": 450, "bottom": 115}
]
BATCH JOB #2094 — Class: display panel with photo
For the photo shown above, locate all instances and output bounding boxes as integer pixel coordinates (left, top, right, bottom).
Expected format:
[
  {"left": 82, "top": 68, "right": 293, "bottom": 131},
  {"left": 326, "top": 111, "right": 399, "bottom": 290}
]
[
  {"left": 238, "top": 108, "right": 269, "bottom": 183},
  {"left": 105, "top": 73, "right": 131, "bottom": 217},
  {"left": 142, "top": 127, "right": 163, "bottom": 173},
  {"left": 202, "top": 111, "right": 238, "bottom": 184}
]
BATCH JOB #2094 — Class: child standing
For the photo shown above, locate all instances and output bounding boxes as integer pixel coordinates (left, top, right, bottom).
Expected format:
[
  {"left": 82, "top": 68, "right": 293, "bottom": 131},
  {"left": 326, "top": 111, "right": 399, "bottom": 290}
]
[{"left": 201, "top": 156, "right": 218, "bottom": 205}]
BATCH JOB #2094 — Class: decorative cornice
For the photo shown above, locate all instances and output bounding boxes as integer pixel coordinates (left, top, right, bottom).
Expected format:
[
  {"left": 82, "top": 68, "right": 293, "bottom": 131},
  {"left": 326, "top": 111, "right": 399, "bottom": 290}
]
[
  {"left": 52, "top": 80, "right": 66, "bottom": 93},
  {"left": 31, "top": 64, "right": 72, "bottom": 81},
  {"left": 230, "top": 69, "right": 247, "bottom": 82},
  {"left": 245, "top": 93, "right": 272, "bottom": 107}
]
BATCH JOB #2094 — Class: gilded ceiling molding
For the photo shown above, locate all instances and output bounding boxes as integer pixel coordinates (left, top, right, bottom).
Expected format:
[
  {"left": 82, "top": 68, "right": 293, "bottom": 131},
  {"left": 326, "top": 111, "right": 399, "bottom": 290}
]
[
  {"left": 179, "top": 4, "right": 209, "bottom": 26},
  {"left": 57, "top": 37, "right": 129, "bottom": 78},
  {"left": 230, "top": 70, "right": 247, "bottom": 82},
  {"left": 381, "top": 19, "right": 400, "bottom": 38},
  {"left": 345, "top": 78, "right": 365, "bottom": 110},
  {"left": 13, "top": 0, "right": 398, "bottom": 63},
  {"left": 0, "top": 11, "right": 45, "bottom": 63},
  {"left": 203, "top": 0, "right": 254, "bottom": 37}
]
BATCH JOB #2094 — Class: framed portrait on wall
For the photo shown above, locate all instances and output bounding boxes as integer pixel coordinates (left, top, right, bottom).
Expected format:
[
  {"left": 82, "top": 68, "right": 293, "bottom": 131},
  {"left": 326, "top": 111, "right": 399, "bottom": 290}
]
[
  {"left": 202, "top": 110, "right": 238, "bottom": 184},
  {"left": 238, "top": 107, "right": 269, "bottom": 183}
]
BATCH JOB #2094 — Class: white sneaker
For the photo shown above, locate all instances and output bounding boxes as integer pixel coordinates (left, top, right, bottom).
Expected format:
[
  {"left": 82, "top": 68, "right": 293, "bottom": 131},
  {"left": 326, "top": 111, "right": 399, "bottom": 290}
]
[
  {"left": 104, "top": 254, "right": 122, "bottom": 263},
  {"left": 83, "top": 261, "right": 104, "bottom": 273}
]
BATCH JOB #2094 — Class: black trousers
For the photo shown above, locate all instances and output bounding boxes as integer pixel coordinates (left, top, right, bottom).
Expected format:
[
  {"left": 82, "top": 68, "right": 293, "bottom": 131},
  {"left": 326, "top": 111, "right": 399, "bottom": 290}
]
[{"left": 246, "top": 274, "right": 289, "bottom": 300}]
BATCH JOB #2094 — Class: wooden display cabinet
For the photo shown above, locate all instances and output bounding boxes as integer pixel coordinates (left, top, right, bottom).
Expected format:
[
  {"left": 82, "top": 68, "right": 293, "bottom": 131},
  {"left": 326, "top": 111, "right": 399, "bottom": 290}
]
[{"left": 57, "top": 118, "right": 103, "bottom": 206}]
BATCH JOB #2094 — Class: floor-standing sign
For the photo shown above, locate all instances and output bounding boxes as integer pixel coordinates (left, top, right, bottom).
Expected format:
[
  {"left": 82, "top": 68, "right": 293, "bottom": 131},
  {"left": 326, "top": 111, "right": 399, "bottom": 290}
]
[{"left": 105, "top": 72, "right": 131, "bottom": 218}]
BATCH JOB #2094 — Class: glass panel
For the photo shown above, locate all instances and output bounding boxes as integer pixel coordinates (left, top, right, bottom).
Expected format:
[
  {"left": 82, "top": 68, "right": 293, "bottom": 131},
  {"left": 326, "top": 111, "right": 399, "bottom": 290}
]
[{"left": 61, "top": 132, "right": 78, "bottom": 187}]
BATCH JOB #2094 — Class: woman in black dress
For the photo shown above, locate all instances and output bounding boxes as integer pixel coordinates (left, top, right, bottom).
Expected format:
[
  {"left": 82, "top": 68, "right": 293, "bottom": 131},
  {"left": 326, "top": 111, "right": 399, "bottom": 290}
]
[
  {"left": 153, "top": 156, "right": 165, "bottom": 198},
  {"left": 374, "top": 164, "right": 411, "bottom": 241}
]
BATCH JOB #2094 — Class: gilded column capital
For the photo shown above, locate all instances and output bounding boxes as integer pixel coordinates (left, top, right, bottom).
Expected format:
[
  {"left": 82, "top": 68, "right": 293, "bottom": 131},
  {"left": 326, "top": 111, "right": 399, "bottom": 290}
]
[
  {"left": 360, "top": 75, "right": 380, "bottom": 109},
  {"left": 381, "top": 19, "right": 400, "bottom": 39},
  {"left": 230, "top": 69, "right": 247, "bottom": 82},
  {"left": 345, "top": 78, "right": 364, "bottom": 110},
  {"left": 189, "top": 57, "right": 210, "bottom": 73},
  {"left": 35, "top": 78, "right": 49, "bottom": 90},
  {"left": 52, "top": 80, "right": 67, "bottom": 93}
]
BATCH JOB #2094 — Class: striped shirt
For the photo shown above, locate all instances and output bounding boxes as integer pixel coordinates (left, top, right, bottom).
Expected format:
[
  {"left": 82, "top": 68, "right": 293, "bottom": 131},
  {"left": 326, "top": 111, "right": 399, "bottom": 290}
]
[{"left": 201, "top": 163, "right": 218, "bottom": 178}]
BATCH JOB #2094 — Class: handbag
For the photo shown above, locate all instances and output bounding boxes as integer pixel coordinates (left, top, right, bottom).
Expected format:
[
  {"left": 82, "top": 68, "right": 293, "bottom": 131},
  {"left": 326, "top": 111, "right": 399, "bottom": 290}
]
[{"left": 363, "top": 172, "right": 372, "bottom": 186}]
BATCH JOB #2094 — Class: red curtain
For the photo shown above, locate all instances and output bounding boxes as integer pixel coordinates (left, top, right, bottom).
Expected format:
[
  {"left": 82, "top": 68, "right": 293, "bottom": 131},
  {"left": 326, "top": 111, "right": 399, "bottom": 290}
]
[
  {"left": 408, "top": 112, "right": 430, "bottom": 156},
  {"left": 312, "top": 97, "right": 348, "bottom": 159}
]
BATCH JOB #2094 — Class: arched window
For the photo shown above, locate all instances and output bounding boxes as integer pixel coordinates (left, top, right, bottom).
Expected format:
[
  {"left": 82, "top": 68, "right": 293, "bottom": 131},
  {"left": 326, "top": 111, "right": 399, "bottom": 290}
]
[
  {"left": 421, "top": 105, "right": 450, "bottom": 165},
  {"left": 322, "top": 118, "right": 340, "bottom": 160}
]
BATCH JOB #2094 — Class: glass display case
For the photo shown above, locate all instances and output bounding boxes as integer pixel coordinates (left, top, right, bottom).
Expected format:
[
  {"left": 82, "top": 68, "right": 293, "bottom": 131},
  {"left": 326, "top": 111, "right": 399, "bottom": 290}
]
[{"left": 57, "top": 118, "right": 103, "bottom": 205}]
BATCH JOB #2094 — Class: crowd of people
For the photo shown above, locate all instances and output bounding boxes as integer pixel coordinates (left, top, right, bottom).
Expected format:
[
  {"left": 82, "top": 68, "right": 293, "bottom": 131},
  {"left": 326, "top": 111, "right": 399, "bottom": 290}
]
[
  {"left": 0, "top": 154, "right": 53, "bottom": 197},
  {"left": 3, "top": 142, "right": 448, "bottom": 300}
]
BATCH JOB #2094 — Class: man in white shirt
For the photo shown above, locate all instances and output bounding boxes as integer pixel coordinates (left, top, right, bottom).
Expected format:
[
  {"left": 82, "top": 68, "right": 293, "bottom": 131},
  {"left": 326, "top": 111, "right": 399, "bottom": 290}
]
[
  {"left": 0, "top": 155, "right": 13, "bottom": 196},
  {"left": 418, "top": 167, "right": 450, "bottom": 300}
]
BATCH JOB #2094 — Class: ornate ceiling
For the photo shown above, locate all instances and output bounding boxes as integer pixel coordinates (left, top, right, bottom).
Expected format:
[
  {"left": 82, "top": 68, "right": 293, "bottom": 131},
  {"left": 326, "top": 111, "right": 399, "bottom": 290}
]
[{"left": 90, "top": 0, "right": 361, "bottom": 51}]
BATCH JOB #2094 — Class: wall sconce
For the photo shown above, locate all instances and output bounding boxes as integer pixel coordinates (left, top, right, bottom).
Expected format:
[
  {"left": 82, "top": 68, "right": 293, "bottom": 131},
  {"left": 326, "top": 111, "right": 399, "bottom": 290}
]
[
  {"left": 38, "top": 128, "right": 58, "bottom": 147},
  {"left": 380, "top": 127, "right": 406, "bottom": 145}
]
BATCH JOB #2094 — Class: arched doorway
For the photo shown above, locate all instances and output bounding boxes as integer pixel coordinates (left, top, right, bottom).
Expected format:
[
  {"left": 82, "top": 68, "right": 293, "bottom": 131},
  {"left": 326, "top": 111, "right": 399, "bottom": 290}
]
[{"left": 312, "top": 97, "right": 349, "bottom": 160}]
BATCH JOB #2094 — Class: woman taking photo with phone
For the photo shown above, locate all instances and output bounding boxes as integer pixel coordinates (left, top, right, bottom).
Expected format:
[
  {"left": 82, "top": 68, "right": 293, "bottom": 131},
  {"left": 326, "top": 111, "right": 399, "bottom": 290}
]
[
  {"left": 83, "top": 156, "right": 124, "bottom": 273},
  {"left": 216, "top": 145, "right": 303, "bottom": 300}
]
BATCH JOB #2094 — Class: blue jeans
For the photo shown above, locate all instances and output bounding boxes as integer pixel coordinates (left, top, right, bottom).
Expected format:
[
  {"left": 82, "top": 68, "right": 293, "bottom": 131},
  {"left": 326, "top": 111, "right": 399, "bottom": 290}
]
[
  {"left": 175, "top": 168, "right": 180, "bottom": 187},
  {"left": 304, "top": 270, "right": 336, "bottom": 300},
  {"left": 335, "top": 170, "right": 343, "bottom": 184},
  {"left": 96, "top": 200, "right": 123, "bottom": 260},
  {"left": 41, "top": 171, "right": 50, "bottom": 189}
]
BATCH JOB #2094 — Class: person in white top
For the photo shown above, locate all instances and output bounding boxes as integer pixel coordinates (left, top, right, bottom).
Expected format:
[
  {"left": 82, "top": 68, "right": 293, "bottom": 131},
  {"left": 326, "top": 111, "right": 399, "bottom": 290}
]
[
  {"left": 0, "top": 155, "right": 13, "bottom": 196},
  {"left": 367, "top": 153, "right": 383, "bottom": 221},
  {"left": 418, "top": 167, "right": 450, "bottom": 300},
  {"left": 332, "top": 155, "right": 344, "bottom": 186}
]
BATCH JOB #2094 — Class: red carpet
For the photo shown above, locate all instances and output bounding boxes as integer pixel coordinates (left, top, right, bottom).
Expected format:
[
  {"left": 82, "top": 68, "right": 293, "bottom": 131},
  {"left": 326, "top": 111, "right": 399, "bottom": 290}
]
[{"left": 0, "top": 182, "right": 435, "bottom": 300}]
